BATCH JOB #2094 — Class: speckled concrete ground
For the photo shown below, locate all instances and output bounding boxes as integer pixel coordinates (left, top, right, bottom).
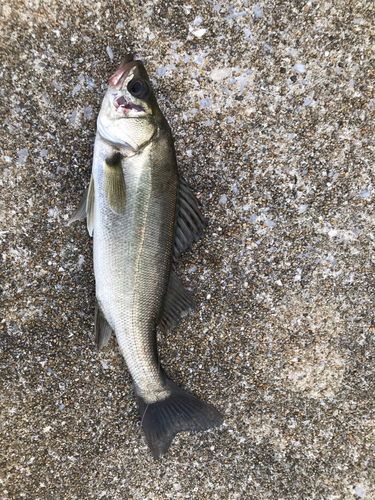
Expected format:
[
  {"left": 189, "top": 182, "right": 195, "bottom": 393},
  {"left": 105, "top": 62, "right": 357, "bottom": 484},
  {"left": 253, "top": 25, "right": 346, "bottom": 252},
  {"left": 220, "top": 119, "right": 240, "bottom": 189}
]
[{"left": 1, "top": 0, "right": 374, "bottom": 499}]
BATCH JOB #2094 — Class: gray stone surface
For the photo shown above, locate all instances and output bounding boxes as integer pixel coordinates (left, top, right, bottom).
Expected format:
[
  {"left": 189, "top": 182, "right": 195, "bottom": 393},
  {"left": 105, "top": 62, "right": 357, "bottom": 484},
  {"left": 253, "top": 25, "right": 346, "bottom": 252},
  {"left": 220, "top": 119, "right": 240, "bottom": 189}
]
[{"left": 1, "top": 0, "right": 374, "bottom": 498}]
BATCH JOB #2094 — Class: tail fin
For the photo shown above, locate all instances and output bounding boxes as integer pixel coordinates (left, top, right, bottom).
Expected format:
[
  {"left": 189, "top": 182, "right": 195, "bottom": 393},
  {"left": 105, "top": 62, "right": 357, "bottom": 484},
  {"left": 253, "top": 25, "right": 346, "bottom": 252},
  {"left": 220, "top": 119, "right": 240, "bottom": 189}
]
[{"left": 135, "top": 378, "right": 223, "bottom": 459}]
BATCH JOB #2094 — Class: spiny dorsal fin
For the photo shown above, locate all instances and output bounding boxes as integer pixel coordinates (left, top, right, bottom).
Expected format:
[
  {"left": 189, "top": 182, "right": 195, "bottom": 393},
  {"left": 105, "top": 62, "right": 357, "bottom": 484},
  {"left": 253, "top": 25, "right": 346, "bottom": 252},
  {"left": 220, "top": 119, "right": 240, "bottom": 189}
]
[
  {"left": 95, "top": 300, "right": 113, "bottom": 350},
  {"left": 68, "top": 188, "right": 88, "bottom": 225},
  {"left": 87, "top": 175, "right": 95, "bottom": 236},
  {"left": 104, "top": 153, "right": 126, "bottom": 215},
  {"left": 158, "top": 271, "right": 196, "bottom": 333},
  {"left": 173, "top": 177, "right": 205, "bottom": 261}
]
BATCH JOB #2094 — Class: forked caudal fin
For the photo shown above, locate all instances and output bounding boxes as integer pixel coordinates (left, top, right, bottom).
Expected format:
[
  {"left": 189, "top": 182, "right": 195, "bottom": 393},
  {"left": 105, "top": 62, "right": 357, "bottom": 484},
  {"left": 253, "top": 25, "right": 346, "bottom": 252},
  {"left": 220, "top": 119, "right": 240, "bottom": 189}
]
[{"left": 135, "top": 377, "right": 223, "bottom": 459}]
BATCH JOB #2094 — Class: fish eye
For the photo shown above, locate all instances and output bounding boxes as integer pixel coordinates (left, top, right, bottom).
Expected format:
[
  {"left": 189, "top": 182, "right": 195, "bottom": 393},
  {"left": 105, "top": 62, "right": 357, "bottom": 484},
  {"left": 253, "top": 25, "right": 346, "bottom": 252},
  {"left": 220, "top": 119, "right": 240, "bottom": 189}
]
[
  {"left": 128, "top": 80, "right": 149, "bottom": 98},
  {"left": 132, "top": 81, "right": 142, "bottom": 93}
]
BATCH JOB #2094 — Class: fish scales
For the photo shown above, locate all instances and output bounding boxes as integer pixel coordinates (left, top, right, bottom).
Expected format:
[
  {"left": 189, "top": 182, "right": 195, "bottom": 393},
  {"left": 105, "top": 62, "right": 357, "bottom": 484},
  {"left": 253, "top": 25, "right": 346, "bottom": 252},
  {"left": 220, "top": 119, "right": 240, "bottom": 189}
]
[
  {"left": 69, "top": 55, "right": 223, "bottom": 458},
  {"left": 94, "top": 135, "right": 178, "bottom": 401}
]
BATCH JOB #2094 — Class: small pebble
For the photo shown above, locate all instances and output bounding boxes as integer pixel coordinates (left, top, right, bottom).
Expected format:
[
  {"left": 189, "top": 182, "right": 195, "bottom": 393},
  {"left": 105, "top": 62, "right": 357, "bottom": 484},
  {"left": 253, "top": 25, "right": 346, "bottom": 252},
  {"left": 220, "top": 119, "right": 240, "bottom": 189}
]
[
  {"left": 360, "top": 189, "right": 370, "bottom": 198},
  {"left": 265, "top": 218, "right": 276, "bottom": 227},
  {"left": 354, "top": 486, "right": 366, "bottom": 498},
  {"left": 294, "top": 63, "right": 306, "bottom": 73},
  {"left": 156, "top": 67, "right": 167, "bottom": 77},
  {"left": 106, "top": 45, "right": 114, "bottom": 60},
  {"left": 254, "top": 4, "right": 262, "bottom": 18}
]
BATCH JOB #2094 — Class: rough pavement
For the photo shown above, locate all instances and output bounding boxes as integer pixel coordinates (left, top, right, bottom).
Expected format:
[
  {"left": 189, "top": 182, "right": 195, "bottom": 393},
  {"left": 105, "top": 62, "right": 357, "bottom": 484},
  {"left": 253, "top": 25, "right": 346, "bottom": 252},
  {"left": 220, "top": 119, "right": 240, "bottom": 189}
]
[{"left": 1, "top": 0, "right": 374, "bottom": 498}]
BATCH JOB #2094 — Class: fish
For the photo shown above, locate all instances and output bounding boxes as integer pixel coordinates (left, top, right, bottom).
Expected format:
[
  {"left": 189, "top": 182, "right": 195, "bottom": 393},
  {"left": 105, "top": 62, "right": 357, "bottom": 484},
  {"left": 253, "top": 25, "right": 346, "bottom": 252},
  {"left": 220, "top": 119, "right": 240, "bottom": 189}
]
[{"left": 68, "top": 55, "right": 223, "bottom": 458}]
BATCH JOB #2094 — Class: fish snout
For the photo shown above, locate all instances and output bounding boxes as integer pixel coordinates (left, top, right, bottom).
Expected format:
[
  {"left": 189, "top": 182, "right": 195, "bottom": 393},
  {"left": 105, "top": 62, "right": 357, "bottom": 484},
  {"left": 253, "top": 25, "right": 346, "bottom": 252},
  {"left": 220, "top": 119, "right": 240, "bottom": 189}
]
[{"left": 109, "top": 55, "right": 137, "bottom": 89}]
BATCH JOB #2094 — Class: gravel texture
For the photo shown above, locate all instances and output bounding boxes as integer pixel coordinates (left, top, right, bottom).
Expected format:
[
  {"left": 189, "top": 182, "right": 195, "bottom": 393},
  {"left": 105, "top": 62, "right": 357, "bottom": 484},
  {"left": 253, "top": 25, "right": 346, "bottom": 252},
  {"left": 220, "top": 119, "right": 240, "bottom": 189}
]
[{"left": 1, "top": 0, "right": 374, "bottom": 498}]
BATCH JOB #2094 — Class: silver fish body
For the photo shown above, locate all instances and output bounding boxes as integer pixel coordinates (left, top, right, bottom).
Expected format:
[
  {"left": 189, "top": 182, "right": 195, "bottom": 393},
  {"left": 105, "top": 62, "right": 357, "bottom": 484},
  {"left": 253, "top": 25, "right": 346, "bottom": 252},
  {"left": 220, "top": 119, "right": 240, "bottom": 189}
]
[
  {"left": 93, "top": 127, "right": 177, "bottom": 403},
  {"left": 69, "top": 56, "right": 222, "bottom": 458}
]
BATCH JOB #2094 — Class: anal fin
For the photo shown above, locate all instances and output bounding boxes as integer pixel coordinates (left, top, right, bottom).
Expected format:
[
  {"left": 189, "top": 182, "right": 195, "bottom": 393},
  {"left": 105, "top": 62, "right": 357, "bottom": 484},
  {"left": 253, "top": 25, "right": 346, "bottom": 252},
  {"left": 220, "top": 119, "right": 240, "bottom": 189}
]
[
  {"left": 95, "top": 300, "right": 113, "bottom": 349},
  {"left": 158, "top": 271, "right": 196, "bottom": 333}
]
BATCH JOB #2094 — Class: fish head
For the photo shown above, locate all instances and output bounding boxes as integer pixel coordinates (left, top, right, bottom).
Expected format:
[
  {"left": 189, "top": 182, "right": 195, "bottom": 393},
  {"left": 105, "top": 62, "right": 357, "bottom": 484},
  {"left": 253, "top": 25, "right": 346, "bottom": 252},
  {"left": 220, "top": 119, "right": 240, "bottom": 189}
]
[
  {"left": 108, "top": 55, "right": 157, "bottom": 116},
  {"left": 97, "top": 55, "right": 161, "bottom": 153}
]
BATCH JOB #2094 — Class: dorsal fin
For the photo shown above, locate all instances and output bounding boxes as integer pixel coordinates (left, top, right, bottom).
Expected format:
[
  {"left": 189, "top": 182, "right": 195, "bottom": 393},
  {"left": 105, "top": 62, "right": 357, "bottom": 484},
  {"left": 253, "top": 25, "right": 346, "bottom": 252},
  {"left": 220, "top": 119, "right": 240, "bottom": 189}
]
[
  {"left": 173, "top": 177, "right": 205, "bottom": 261},
  {"left": 157, "top": 271, "right": 196, "bottom": 333}
]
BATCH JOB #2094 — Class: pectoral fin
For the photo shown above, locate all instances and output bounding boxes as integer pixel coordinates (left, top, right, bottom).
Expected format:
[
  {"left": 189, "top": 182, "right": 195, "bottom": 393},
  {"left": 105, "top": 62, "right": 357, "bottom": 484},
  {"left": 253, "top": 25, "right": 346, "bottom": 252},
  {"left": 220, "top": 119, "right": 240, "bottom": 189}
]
[
  {"left": 158, "top": 271, "right": 196, "bottom": 333},
  {"left": 103, "top": 153, "right": 126, "bottom": 215},
  {"left": 68, "top": 188, "right": 88, "bottom": 225},
  {"left": 68, "top": 174, "right": 95, "bottom": 236},
  {"left": 95, "top": 300, "right": 113, "bottom": 350},
  {"left": 87, "top": 176, "right": 95, "bottom": 236}
]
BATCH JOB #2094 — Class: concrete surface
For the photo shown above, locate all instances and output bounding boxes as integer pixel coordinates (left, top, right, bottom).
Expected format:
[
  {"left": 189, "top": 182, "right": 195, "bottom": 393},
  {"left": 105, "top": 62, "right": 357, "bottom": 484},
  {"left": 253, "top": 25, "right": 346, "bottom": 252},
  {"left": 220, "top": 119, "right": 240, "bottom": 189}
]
[{"left": 1, "top": 0, "right": 374, "bottom": 498}]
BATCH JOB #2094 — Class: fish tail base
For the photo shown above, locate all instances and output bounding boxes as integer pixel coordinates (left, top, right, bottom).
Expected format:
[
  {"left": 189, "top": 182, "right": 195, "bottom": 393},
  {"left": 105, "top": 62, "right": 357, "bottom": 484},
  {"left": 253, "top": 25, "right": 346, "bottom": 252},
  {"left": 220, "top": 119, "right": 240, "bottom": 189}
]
[{"left": 135, "top": 377, "right": 223, "bottom": 459}]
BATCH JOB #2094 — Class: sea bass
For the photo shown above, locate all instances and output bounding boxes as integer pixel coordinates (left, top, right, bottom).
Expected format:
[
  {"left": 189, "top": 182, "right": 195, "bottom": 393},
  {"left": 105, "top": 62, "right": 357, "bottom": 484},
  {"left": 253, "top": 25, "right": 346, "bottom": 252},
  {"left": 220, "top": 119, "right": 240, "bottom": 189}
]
[{"left": 69, "top": 55, "right": 223, "bottom": 458}]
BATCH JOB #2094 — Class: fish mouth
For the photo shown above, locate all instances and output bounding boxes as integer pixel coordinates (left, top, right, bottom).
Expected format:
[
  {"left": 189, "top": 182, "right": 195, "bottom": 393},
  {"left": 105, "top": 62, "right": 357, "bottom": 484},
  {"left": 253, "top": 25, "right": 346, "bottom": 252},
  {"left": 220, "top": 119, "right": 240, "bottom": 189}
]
[
  {"left": 114, "top": 95, "right": 144, "bottom": 113},
  {"left": 109, "top": 55, "right": 138, "bottom": 89}
]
